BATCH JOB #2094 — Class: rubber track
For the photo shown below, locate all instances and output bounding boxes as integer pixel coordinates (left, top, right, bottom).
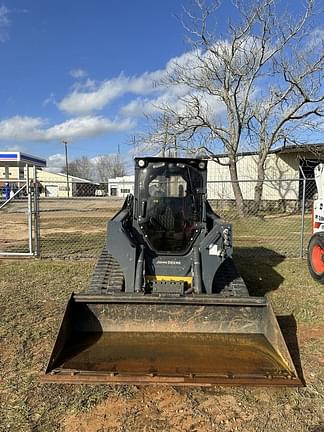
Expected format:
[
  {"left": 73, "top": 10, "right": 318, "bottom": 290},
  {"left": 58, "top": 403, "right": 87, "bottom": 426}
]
[
  {"left": 213, "top": 258, "right": 249, "bottom": 297},
  {"left": 88, "top": 245, "right": 124, "bottom": 294}
]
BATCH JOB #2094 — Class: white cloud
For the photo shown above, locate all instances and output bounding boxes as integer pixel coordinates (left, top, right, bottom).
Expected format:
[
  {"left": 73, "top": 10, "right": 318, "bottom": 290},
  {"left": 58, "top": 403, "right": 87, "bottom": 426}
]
[
  {"left": 44, "top": 116, "right": 134, "bottom": 140},
  {"left": 0, "top": 115, "right": 134, "bottom": 142},
  {"left": 70, "top": 77, "right": 97, "bottom": 93},
  {"left": 43, "top": 92, "right": 56, "bottom": 107},
  {"left": 58, "top": 47, "right": 226, "bottom": 119},
  {"left": 83, "top": 78, "right": 96, "bottom": 90},
  {"left": 120, "top": 98, "right": 148, "bottom": 117},
  {"left": 59, "top": 76, "right": 129, "bottom": 115},
  {"left": 120, "top": 85, "right": 225, "bottom": 121},
  {"left": 127, "top": 70, "right": 164, "bottom": 94},
  {"left": 0, "top": 116, "right": 46, "bottom": 140},
  {"left": 307, "top": 28, "right": 324, "bottom": 50},
  {"left": 0, "top": 5, "right": 10, "bottom": 42},
  {"left": 118, "top": 42, "right": 262, "bottom": 121},
  {"left": 58, "top": 70, "right": 165, "bottom": 115},
  {"left": 46, "top": 153, "right": 66, "bottom": 172},
  {"left": 69, "top": 68, "right": 88, "bottom": 79}
]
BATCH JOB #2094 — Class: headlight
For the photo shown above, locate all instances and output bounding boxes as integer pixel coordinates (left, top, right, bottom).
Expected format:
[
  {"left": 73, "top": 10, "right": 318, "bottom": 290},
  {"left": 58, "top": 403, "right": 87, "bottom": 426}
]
[
  {"left": 138, "top": 159, "right": 145, "bottom": 168},
  {"left": 198, "top": 161, "right": 205, "bottom": 170}
]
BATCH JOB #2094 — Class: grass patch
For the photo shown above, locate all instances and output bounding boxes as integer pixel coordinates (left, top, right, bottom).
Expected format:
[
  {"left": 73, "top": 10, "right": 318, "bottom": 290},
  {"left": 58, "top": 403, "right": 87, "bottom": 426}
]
[
  {"left": 0, "top": 260, "right": 116, "bottom": 432},
  {"left": 236, "top": 253, "right": 324, "bottom": 324},
  {"left": 37, "top": 212, "right": 312, "bottom": 259},
  {"left": 40, "top": 232, "right": 106, "bottom": 258}
]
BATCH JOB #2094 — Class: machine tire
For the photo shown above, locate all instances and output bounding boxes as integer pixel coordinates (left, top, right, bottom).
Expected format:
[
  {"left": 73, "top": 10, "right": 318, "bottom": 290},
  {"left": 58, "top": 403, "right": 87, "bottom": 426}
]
[{"left": 307, "top": 232, "right": 324, "bottom": 283}]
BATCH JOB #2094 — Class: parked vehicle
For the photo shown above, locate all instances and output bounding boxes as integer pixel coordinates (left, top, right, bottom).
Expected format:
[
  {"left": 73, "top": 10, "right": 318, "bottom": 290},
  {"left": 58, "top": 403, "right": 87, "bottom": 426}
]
[{"left": 307, "top": 164, "right": 324, "bottom": 283}]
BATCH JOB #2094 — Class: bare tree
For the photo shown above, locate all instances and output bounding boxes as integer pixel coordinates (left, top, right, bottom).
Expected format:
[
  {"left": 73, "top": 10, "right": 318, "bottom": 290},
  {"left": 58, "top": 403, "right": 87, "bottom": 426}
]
[
  {"left": 248, "top": 35, "right": 324, "bottom": 210},
  {"left": 133, "top": 113, "right": 183, "bottom": 157},
  {"left": 149, "top": 0, "right": 323, "bottom": 215},
  {"left": 62, "top": 156, "right": 94, "bottom": 180},
  {"left": 95, "top": 154, "right": 127, "bottom": 183},
  {"left": 62, "top": 154, "right": 127, "bottom": 183}
]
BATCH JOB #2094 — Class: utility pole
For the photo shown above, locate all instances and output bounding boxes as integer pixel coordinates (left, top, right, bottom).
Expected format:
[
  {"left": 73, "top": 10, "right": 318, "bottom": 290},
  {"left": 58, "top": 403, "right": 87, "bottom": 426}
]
[{"left": 62, "top": 140, "right": 70, "bottom": 198}]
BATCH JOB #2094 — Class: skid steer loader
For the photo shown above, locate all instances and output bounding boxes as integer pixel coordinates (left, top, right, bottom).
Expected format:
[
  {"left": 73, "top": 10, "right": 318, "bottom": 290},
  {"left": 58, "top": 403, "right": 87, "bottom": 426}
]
[
  {"left": 43, "top": 157, "right": 300, "bottom": 386},
  {"left": 308, "top": 163, "right": 324, "bottom": 283}
]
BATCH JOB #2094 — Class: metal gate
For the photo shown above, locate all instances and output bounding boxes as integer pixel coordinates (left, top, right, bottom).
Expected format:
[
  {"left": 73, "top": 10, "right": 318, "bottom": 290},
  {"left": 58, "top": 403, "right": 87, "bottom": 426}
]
[{"left": 0, "top": 171, "right": 40, "bottom": 257}]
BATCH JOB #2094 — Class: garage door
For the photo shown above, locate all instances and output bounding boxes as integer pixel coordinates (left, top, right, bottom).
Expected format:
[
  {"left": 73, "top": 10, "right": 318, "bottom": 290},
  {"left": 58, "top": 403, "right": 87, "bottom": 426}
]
[{"left": 46, "top": 185, "right": 59, "bottom": 197}]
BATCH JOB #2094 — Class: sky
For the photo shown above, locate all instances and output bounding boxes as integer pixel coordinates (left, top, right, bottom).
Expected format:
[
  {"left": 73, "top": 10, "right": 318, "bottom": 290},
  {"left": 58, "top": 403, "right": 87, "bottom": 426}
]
[
  {"left": 0, "top": 0, "right": 190, "bottom": 171},
  {"left": 0, "top": 0, "right": 322, "bottom": 172}
]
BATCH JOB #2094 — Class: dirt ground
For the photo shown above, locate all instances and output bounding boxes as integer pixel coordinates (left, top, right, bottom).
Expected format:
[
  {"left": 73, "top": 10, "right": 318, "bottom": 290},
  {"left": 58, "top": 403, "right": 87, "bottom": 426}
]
[
  {"left": 0, "top": 198, "right": 124, "bottom": 252},
  {"left": 0, "top": 255, "right": 323, "bottom": 432}
]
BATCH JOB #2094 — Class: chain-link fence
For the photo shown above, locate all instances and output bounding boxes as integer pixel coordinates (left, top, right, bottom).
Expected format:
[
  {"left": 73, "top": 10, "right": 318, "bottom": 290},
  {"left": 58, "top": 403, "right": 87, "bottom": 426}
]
[
  {"left": 37, "top": 178, "right": 314, "bottom": 259},
  {"left": 0, "top": 178, "right": 38, "bottom": 256},
  {"left": 208, "top": 178, "right": 313, "bottom": 258},
  {"left": 39, "top": 181, "right": 123, "bottom": 258}
]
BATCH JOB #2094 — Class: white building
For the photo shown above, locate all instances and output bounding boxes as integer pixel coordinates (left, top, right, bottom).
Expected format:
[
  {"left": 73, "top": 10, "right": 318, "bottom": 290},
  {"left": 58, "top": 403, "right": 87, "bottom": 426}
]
[
  {"left": 107, "top": 175, "right": 134, "bottom": 197},
  {"left": 36, "top": 170, "right": 98, "bottom": 198},
  {"left": 107, "top": 145, "right": 324, "bottom": 201},
  {"left": 106, "top": 145, "right": 324, "bottom": 202},
  {"left": 207, "top": 144, "right": 324, "bottom": 201}
]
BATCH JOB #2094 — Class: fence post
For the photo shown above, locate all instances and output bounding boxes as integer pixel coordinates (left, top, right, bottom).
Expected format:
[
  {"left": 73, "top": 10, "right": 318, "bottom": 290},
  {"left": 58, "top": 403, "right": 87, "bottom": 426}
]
[
  {"left": 299, "top": 169, "right": 306, "bottom": 258},
  {"left": 33, "top": 165, "right": 40, "bottom": 257},
  {"left": 26, "top": 164, "right": 33, "bottom": 255}
]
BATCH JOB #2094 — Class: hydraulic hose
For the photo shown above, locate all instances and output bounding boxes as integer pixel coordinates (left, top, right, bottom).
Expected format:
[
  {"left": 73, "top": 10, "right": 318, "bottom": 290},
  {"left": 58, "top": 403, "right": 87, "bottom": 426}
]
[
  {"left": 135, "top": 245, "right": 144, "bottom": 292},
  {"left": 193, "top": 246, "right": 202, "bottom": 294}
]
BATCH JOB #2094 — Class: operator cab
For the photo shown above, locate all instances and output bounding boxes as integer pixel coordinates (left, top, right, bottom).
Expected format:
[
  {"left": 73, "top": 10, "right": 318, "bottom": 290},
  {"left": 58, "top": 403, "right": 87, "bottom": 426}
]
[{"left": 134, "top": 157, "right": 207, "bottom": 254}]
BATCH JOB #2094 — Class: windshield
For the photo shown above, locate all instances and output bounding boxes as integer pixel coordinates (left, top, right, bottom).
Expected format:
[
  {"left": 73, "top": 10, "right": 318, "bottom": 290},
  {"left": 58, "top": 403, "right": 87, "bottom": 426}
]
[{"left": 138, "top": 161, "right": 203, "bottom": 254}]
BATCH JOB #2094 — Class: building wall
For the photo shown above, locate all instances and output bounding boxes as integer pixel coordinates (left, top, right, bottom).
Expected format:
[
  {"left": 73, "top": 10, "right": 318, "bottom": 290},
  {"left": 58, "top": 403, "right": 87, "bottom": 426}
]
[
  {"left": 34, "top": 170, "right": 72, "bottom": 198},
  {"left": 0, "top": 166, "right": 94, "bottom": 198},
  {"left": 0, "top": 166, "right": 22, "bottom": 181},
  {"left": 107, "top": 175, "right": 135, "bottom": 197},
  {"left": 207, "top": 153, "right": 300, "bottom": 200}
]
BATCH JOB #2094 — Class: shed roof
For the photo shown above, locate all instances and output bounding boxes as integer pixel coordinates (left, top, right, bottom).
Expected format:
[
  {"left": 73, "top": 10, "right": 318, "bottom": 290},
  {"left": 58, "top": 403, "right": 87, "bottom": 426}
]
[
  {"left": 40, "top": 170, "right": 99, "bottom": 184},
  {"left": 211, "top": 143, "right": 324, "bottom": 159}
]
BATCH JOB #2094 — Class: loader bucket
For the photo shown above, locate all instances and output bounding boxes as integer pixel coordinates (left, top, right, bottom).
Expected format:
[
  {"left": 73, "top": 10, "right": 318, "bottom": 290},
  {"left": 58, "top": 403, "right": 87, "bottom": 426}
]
[{"left": 42, "top": 294, "right": 301, "bottom": 386}]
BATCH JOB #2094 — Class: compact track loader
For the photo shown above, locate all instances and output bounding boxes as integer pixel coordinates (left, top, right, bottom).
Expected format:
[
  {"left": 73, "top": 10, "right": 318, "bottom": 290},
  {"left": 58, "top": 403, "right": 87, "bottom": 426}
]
[{"left": 43, "top": 157, "right": 300, "bottom": 386}]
